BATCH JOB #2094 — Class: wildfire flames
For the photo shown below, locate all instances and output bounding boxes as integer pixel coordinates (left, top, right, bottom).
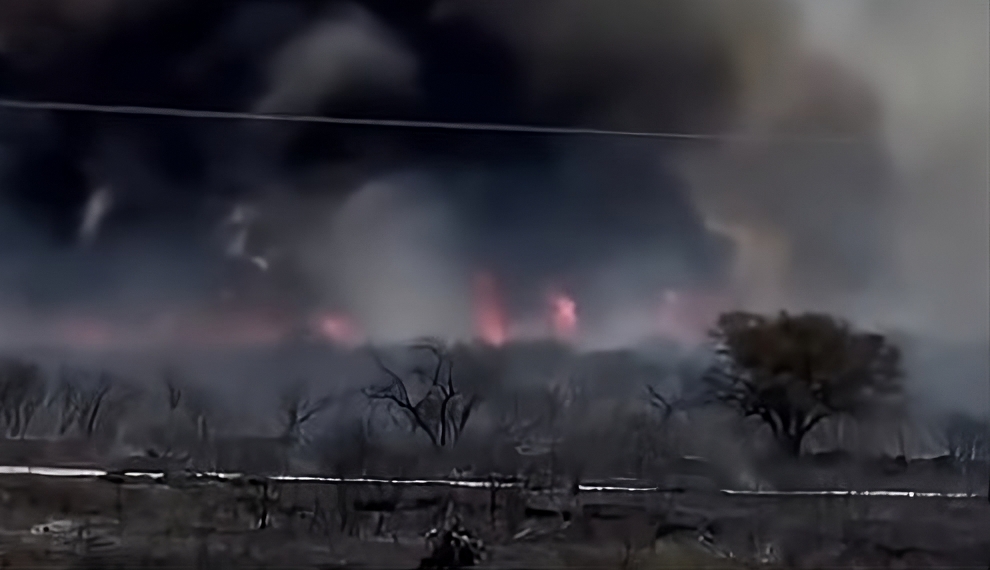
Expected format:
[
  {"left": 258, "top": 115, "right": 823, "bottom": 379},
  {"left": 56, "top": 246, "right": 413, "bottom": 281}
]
[
  {"left": 0, "top": 273, "right": 730, "bottom": 351},
  {"left": 472, "top": 272, "right": 507, "bottom": 346},
  {"left": 313, "top": 313, "right": 363, "bottom": 347},
  {"left": 548, "top": 290, "right": 579, "bottom": 341}
]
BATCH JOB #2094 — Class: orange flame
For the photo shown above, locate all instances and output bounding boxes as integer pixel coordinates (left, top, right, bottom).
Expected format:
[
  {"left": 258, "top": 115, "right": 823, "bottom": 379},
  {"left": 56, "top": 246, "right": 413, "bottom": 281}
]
[
  {"left": 313, "top": 313, "right": 362, "bottom": 347},
  {"left": 473, "top": 272, "right": 507, "bottom": 345},
  {"left": 548, "top": 290, "right": 578, "bottom": 341}
]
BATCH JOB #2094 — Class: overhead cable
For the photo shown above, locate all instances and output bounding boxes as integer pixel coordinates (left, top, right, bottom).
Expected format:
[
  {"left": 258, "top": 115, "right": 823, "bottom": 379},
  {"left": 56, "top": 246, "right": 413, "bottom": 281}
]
[{"left": 0, "top": 98, "right": 860, "bottom": 144}]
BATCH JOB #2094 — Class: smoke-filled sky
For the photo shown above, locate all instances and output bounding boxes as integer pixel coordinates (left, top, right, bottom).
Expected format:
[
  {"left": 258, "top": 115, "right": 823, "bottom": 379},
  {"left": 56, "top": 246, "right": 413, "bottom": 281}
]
[{"left": 0, "top": 0, "right": 987, "bottom": 409}]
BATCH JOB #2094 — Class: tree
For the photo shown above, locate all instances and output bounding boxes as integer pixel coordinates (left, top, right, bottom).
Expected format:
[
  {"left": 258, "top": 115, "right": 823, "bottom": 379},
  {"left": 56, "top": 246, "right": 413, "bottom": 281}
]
[
  {"left": 703, "top": 311, "right": 903, "bottom": 456},
  {"left": 646, "top": 385, "right": 681, "bottom": 423},
  {"left": 943, "top": 413, "right": 989, "bottom": 463},
  {"left": 278, "top": 381, "right": 335, "bottom": 444},
  {"left": 152, "top": 368, "right": 215, "bottom": 462},
  {"left": 364, "top": 339, "right": 478, "bottom": 449},
  {"left": 49, "top": 368, "right": 115, "bottom": 438},
  {"left": 0, "top": 359, "right": 47, "bottom": 438}
]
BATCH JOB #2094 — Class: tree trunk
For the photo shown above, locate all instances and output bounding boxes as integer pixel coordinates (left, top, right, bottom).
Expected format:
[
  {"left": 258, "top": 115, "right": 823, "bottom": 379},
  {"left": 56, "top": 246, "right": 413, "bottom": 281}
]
[{"left": 781, "top": 432, "right": 803, "bottom": 457}]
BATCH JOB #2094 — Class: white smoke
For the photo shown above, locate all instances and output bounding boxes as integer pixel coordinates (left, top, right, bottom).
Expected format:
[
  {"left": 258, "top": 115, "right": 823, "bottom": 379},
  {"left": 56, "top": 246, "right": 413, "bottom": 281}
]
[
  {"left": 78, "top": 186, "right": 113, "bottom": 246},
  {"left": 301, "top": 174, "right": 473, "bottom": 343},
  {"left": 440, "top": 0, "right": 988, "bottom": 345},
  {"left": 255, "top": 4, "right": 418, "bottom": 114},
  {"left": 795, "top": 0, "right": 989, "bottom": 415},
  {"left": 794, "top": 0, "right": 990, "bottom": 343}
]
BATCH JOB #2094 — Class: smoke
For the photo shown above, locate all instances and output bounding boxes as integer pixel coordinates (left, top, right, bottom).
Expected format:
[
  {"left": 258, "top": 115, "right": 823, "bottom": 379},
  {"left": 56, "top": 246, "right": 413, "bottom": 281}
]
[
  {"left": 0, "top": 0, "right": 170, "bottom": 63},
  {"left": 436, "top": 0, "right": 988, "bottom": 412},
  {"left": 799, "top": 0, "right": 989, "bottom": 343},
  {"left": 0, "top": 1, "right": 423, "bottom": 341},
  {"left": 78, "top": 185, "right": 113, "bottom": 246},
  {"left": 447, "top": 0, "right": 988, "bottom": 337},
  {"left": 255, "top": 4, "right": 419, "bottom": 115},
  {"left": 300, "top": 173, "right": 473, "bottom": 343},
  {"left": 794, "top": 0, "right": 989, "bottom": 414},
  {"left": 681, "top": 0, "right": 990, "bottom": 413},
  {"left": 688, "top": 0, "right": 989, "bottom": 344},
  {"left": 0, "top": 0, "right": 984, "bottom": 418},
  {"left": 435, "top": 0, "right": 795, "bottom": 133}
]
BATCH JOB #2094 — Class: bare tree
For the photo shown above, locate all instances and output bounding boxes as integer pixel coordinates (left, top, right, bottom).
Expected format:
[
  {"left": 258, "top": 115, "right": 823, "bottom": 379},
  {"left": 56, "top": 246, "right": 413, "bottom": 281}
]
[
  {"left": 149, "top": 367, "right": 215, "bottom": 463},
  {"left": 645, "top": 385, "right": 677, "bottom": 423},
  {"left": 0, "top": 358, "right": 47, "bottom": 438},
  {"left": 159, "top": 367, "right": 184, "bottom": 455},
  {"left": 943, "top": 413, "right": 989, "bottom": 463},
  {"left": 49, "top": 368, "right": 114, "bottom": 438},
  {"left": 279, "top": 381, "right": 335, "bottom": 444},
  {"left": 704, "top": 311, "right": 903, "bottom": 456},
  {"left": 364, "top": 339, "right": 478, "bottom": 448},
  {"left": 164, "top": 368, "right": 183, "bottom": 416},
  {"left": 642, "top": 384, "right": 690, "bottom": 462}
]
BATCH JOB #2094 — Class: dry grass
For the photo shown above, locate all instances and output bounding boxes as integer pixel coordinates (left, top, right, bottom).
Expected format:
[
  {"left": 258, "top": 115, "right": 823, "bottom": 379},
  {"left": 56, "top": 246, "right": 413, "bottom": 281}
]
[{"left": 553, "top": 537, "right": 749, "bottom": 570}]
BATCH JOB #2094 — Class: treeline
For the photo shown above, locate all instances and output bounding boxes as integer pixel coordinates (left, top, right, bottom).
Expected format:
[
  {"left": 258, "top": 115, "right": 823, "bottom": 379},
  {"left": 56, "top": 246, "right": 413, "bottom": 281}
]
[{"left": 1, "top": 311, "right": 987, "bottom": 480}]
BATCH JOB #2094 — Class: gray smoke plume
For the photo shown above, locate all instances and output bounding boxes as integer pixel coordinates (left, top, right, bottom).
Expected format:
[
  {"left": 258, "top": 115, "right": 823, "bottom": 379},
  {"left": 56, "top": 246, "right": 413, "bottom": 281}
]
[
  {"left": 300, "top": 173, "right": 473, "bottom": 343},
  {"left": 255, "top": 4, "right": 419, "bottom": 115},
  {"left": 0, "top": 0, "right": 984, "bottom": 418},
  {"left": 436, "top": 0, "right": 988, "bottom": 412},
  {"left": 444, "top": 0, "right": 988, "bottom": 336}
]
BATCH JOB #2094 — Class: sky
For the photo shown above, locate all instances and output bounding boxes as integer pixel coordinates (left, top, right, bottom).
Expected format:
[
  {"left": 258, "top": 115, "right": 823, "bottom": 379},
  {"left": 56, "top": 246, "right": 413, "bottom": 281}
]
[{"left": 0, "top": 0, "right": 987, "bottom": 412}]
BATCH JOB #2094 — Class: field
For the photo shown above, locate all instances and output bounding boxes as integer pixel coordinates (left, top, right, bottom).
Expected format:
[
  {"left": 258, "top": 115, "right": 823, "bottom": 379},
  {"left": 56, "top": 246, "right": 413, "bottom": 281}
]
[
  {"left": 0, "top": 469, "right": 987, "bottom": 569},
  {"left": 1, "top": 341, "right": 987, "bottom": 568}
]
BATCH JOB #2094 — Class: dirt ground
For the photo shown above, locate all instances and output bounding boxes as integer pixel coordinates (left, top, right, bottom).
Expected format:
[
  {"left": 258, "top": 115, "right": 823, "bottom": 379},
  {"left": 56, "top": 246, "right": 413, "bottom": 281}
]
[{"left": 0, "top": 473, "right": 987, "bottom": 569}]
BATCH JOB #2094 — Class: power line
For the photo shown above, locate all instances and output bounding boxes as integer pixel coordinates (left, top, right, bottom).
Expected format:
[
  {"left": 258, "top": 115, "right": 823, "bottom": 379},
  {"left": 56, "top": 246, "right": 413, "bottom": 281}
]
[{"left": 0, "top": 98, "right": 859, "bottom": 144}]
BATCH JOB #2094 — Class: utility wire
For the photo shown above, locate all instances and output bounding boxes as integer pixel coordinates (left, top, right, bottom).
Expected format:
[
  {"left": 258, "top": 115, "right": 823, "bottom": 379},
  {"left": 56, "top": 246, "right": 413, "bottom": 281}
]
[{"left": 0, "top": 98, "right": 860, "bottom": 145}]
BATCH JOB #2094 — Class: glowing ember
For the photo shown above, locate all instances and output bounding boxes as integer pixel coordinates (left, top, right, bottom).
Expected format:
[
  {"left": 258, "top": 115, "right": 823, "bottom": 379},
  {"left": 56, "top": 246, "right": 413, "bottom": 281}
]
[
  {"left": 473, "top": 272, "right": 507, "bottom": 345},
  {"left": 314, "top": 313, "right": 362, "bottom": 347},
  {"left": 548, "top": 290, "right": 578, "bottom": 340}
]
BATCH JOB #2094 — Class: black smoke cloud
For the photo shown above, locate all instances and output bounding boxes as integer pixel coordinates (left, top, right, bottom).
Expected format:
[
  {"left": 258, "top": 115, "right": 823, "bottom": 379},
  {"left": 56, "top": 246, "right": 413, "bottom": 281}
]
[
  {"left": 439, "top": 0, "right": 986, "bottom": 413},
  {"left": 0, "top": 0, "right": 732, "bottom": 343},
  {"left": 0, "top": 0, "right": 985, "bottom": 403},
  {"left": 439, "top": 0, "right": 898, "bottom": 307}
]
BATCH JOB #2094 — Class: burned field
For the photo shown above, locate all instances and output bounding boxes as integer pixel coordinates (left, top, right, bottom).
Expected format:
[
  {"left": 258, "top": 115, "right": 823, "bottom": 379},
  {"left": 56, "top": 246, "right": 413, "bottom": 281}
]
[
  {"left": 0, "top": 469, "right": 988, "bottom": 569},
  {"left": 1, "top": 318, "right": 989, "bottom": 568}
]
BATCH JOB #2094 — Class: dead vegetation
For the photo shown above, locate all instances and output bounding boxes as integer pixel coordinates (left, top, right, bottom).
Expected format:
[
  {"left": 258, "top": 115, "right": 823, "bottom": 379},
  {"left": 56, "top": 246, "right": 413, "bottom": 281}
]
[
  {"left": 0, "top": 311, "right": 987, "bottom": 567},
  {"left": 0, "top": 471, "right": 986, "bottom": 569}
]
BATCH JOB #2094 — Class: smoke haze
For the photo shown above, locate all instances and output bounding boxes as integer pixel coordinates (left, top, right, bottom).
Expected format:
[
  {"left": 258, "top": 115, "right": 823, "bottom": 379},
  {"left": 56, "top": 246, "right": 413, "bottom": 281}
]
[{"left": 0, "top": 1, "right": 986, "bottom": 413}]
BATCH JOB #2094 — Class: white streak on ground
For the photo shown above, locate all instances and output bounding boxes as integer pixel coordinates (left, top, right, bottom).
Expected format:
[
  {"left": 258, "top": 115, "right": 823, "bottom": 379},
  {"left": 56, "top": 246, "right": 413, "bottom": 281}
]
[{"left": 0, "top": 466, "right": 983, "bottom": 499}]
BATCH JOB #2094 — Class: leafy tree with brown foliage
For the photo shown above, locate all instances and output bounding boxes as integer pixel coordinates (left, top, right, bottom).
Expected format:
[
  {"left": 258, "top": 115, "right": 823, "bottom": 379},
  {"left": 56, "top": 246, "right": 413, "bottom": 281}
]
[{"left": 704, "top": 311, "right": 903, "bottom": 456}]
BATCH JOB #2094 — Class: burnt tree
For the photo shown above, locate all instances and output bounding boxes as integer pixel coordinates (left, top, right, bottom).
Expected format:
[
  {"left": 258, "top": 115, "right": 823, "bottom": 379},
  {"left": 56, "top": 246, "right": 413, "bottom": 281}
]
[
  {"left": 943, "top": 413, "right": 989, "bottom": 463},
  {"left": 364, "top": 339, "right": 478, "bottom": 449},
  {"left": 279, "top": 381, "right": 335, "bottom": 444},
  {"left": 49, "top": 368, "right": 115, "bottom": 438},
  {"left": 0, "top": 359, "right": 46, "bottom": 438},
  {"left": 704, "top": 311, "right": 902, "bottom": 456}
]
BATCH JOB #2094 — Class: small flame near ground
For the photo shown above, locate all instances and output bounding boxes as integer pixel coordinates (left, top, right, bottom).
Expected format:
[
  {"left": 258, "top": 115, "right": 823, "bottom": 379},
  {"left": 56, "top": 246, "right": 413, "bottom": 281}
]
[
  {"left": 313, "top": 313, "right": 363, "bottom": 347},
  {"left": 1, "top": 276, "right": 730, "bottom": 350},
  {"left": 473, "top": 272, "right": 507, "bottom": 346},
  {"left": 548, "top": 289, "right": 578, "bottom": 341}
]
